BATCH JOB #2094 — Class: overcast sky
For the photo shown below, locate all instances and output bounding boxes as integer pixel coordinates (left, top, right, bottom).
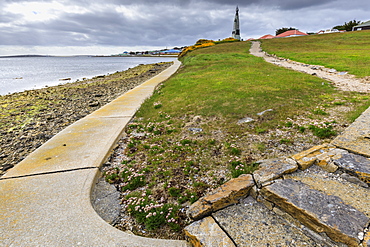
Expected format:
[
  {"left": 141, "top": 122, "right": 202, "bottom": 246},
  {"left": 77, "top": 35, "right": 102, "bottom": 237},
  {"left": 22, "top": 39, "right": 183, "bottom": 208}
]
[{"left": 1, "top": 0, "right": 369, "bottom": 55}]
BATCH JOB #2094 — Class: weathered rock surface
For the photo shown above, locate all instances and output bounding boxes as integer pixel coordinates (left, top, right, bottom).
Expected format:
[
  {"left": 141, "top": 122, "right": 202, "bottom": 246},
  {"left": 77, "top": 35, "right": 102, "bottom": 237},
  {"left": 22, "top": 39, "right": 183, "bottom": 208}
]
[
  {"left": 315, "top": 148, "right": 348, "bottom": 172},
  {"left": 340, "top": 173, "right": 369, "bottom": 188},
  {"left": 334, "top": 153, "right": 370, "bottom": 185},
  {"left": 365, "top": 231, "right": 370, "bottom": 247},
  {"left": 253, "top": 157, "right": 298, "bottom": 188},
  {"left": 184, "top": 216, "right": 235, "bottom": 247},
  {"left": 261, "top": 179, "right": 370, "bottom": 247},
  {"left": 91, "top": 178, "right": 121, "bottom": 224},
  {"left": 284, "top": 165, "right": 370, "bottom": 218},
  {"left": 187, "top": 174, "right": 254, "bottom": 220},
  {"left": 291, "top": 144, "right": 329, "bottom": 170},
  {"left": 213, "top": 196, "right": 321, "bottom": 246},
  {"left": 332, "top": 106, "right": 370, "bottom": 157}
]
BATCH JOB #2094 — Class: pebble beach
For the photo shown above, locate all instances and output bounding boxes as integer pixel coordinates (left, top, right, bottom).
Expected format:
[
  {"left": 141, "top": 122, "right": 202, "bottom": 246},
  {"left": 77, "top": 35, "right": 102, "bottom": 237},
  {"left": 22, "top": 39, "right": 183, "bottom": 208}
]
[{"left": 0, "top": 62, "right": 172, "bottom": 176}]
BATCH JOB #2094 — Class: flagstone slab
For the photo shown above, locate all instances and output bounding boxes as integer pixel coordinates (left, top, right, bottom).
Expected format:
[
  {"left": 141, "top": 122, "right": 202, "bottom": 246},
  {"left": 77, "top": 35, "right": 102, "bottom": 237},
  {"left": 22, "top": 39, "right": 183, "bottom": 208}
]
[
  {"left": 291, "top": 144, "right": 329, "bottom": 170},
  {"left": 261, "top": 179, "right": 369, "bottom": 247},
  {"left": 284, "top": 165, "right": 370, "bottom": 218},
  {"left": 334, "top": 153, "right": 370, "bottom": 185},
  {"left": 184, "top": 216, "right": 235, "bottom": 247},
  {"left": 187, "top": 174, "right": 254, "bottom": 220},
  {"left": 212, "top": 196, "right": 321, "bottom": 246},
  {"left": 332, "top": 106, "right": 370, "bottom": 157},
  {"left": 253, "top": 157, "right": 298, "bottom": 188}
]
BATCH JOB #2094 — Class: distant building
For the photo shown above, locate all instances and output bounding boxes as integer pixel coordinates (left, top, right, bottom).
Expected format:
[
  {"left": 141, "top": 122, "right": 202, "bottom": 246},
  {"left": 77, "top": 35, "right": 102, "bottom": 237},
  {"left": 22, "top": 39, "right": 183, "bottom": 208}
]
[
  {"left": 232, "top": 6, "right": 241, "bottom": 40},
  {"left": 162, "top": 49, "right": 181, "bottom": 55},
  {"left": 259, "top": 34, "right": 275, "bottom": 39},
  {"left": 275, "top": 30, "right": 308, "bottom": 38},
  {"left": 317, "top": 29, "right": 340, "bottom": 34},
  {"left": 353, "top": 20, "right": 370, "bottom": 31}
]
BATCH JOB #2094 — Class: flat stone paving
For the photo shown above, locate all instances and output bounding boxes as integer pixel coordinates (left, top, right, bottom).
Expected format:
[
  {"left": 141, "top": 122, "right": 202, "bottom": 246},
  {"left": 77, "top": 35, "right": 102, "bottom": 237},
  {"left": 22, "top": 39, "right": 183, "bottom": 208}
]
[
  {"left": 285, "top": 165, "right": 370, "bottom": 218},
  {"left": 0, "top": 60, "right": 189, "bottom": 247},
  {"left": 213, "top": 196, "right": 320, "bottom": 246},
  {"left": 261, "top": 179, "right": 369, "bottom": 247},
  {"left": 334, "top": 153, "right": 370, "bottom": 184},
  {"left": 332, "top": 106, "right": 370, "bottom": 158}
]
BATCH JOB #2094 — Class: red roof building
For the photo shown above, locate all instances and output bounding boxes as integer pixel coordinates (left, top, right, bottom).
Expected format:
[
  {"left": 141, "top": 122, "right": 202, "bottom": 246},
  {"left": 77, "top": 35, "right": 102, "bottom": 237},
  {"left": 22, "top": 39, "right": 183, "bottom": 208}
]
[
  {"left": 275, "top": 30, "right": 308, "bottom": 38},
  {"left": 259, "top": 34, "right": 275, "bottom": 39}
]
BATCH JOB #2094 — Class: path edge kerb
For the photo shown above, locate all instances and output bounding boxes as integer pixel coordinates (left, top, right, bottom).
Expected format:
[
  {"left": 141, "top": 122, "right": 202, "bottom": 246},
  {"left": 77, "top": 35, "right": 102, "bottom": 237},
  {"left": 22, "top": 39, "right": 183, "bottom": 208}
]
[
  {"left": 2, "top": 59, "right": 189, "bottom": 246},
  {"left": 86, "top": 59, "right": 188, "bottom": 245},
  {"left": 89, "top": 59, "right": 183, "bottom": 174}
]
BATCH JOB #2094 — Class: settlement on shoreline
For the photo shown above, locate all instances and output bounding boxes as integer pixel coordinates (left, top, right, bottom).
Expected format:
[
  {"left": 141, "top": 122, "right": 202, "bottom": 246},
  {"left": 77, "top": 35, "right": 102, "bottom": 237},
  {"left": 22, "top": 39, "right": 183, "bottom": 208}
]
[{"left": 0, "top": 62, "right": 172, "bottom": 176}]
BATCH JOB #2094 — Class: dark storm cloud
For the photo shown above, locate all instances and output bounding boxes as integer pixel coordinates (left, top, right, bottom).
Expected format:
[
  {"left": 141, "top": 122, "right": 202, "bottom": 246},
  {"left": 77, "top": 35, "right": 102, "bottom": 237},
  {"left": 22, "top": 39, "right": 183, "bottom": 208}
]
[
  {"left": 2, "top": 1, "right": 228, "bottom": 47},
  {"left": 201, "top": 0, "right": 337, "bottom": 10},
  {"left": 1, "top": 0, "right": 369, "bottom": 55}
]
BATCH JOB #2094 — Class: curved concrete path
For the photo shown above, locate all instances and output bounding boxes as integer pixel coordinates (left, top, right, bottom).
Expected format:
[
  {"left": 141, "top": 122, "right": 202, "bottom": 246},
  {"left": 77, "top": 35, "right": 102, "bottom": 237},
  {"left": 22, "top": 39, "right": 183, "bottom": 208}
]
[{"left": 0, "top": 60, "right": 190, "bottom": 246}]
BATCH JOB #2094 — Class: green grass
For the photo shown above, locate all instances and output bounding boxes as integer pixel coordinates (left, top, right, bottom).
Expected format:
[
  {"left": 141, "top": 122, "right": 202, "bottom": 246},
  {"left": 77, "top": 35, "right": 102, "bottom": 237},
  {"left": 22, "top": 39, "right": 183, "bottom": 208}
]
[
  {"left": 104, "top": 38, "right": 370, "bottom": 238},
  {"left": 261, "top": 31, "right": 370, "bottom": 78},
  {"left": 138, "top": 42, "right": 338, "bottom": 130}
]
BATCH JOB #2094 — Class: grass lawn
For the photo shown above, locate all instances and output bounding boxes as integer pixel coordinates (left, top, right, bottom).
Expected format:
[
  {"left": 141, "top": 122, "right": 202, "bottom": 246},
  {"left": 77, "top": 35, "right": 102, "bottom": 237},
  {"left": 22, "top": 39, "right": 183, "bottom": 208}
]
[
  {"left": 261, "top": 30, "right": 370, "bottom": 78},
  {"left": 105, "top": 39, "right": 369, "bottom": 239}
]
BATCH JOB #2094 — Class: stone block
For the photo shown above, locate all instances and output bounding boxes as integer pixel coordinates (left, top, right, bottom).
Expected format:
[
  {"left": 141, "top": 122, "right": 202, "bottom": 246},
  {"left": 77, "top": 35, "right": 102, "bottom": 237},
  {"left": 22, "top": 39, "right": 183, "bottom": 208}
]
[
  {"left": 261, "top": 179, "right": 370, "bottom": 247},
  {"left": 334, "top": 153, "right": 370, "bottom": 185},
  {"left": 331, "top": 106, "right": 370, "bottom": 157},
  {"left": 272, "top": 206, "right": 301, "bottom": 228},
  {"left": 187, "top": 174, "right": 254, "bottom": 220},
  {"left": 257, "top": 195, "right": 274, "bottom": 210},
  {"left": 340, "top": 173, "right": 369, "bottom": 188},
  {"left": 364, "top": 231, "right": 370, "bottom": 247},
  {"left": 325, "top": 148, "right": 349, "bottom": 160},
  {"left": 291, "top": 144, "right": 329, "bottom": 170},
  {"left": 184, "top": 217, "right": 235, "bottom": 247},
  {"left": 253, "top": 157, "right": 298, "bottom": 188},
  {"left": 212, "top": 196, "right": 319, "bottom": 246},
  {"left": 186, "top": 200, "right": 213, "bottom": 221},
  {"left": 249, "top": 185, "right": 259, "bottom": 200},
  {"left": 316, "top": 153, "right": 338, "bottom": 173}
]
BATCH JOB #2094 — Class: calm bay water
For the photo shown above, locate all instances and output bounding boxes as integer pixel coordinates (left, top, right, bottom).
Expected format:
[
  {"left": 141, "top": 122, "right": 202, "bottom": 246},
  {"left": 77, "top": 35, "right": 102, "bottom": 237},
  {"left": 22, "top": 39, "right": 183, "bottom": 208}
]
[{"left": 0, "top": 56, "right": 176, "bottom": 95}]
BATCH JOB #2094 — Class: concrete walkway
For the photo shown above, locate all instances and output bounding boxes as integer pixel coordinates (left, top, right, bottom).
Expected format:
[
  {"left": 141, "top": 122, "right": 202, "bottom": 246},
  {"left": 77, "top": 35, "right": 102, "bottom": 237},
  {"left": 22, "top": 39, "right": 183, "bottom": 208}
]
[{"left": 0, "top": 60, "right": 190, "bottom": 246}]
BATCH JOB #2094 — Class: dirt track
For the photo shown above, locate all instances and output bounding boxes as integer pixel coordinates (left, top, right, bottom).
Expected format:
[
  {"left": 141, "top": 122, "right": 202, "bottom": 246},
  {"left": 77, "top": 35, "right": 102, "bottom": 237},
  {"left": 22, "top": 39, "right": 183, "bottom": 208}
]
[{"left": 250, "top": 41, "right": 370, "bottom": 93}]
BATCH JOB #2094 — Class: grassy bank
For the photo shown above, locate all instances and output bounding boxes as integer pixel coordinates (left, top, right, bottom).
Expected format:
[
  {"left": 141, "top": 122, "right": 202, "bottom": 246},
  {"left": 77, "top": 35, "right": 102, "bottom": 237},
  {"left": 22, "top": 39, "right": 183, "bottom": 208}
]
[
  {"left": 105, "top": 40, "right": 369, "bottom": 239},
  {"left": 261, "top": 30, "right": 370, "bottom": 78}
]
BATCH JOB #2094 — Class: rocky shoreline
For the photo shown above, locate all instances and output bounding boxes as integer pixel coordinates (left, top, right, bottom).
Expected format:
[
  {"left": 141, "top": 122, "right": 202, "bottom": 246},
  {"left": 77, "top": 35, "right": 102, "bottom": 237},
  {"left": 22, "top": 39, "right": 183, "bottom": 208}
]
[{"left": 0, "top": 62, "right": 172, "bottom": 177}]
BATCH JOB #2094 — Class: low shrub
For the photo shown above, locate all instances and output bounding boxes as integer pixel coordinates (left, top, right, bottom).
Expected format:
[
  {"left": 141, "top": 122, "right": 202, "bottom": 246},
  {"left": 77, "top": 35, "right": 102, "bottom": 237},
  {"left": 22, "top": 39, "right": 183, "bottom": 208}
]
[
  {"left": 229, "top": 160, "right": 259, "bottom": 178},
  {"left": 309, "top": 124, "right": 336, "bottom": 139},
  {"left": 125, "top": 191, "right": 180, "bottom": 230}
]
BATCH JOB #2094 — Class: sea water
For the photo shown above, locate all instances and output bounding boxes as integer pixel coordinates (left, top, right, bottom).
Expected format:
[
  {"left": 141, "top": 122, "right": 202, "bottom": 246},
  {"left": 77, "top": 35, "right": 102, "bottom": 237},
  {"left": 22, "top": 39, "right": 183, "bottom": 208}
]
[{"left": 0, "top": 56, "right": 176, "bottom": 95}]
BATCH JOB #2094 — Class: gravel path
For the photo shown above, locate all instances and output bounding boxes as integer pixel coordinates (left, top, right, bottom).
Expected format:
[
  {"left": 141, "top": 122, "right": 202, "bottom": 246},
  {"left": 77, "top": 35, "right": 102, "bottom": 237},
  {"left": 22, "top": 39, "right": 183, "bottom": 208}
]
[{"left": 250, "top": 41, "right": 370, "bottom": 93}]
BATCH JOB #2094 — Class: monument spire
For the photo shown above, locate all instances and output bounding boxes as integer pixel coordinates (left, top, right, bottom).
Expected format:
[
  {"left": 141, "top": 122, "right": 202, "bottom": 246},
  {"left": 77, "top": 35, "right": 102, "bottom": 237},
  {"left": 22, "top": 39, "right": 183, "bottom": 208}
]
[{"left": 232, "top": 6, "right": 241, "bottom": 40}]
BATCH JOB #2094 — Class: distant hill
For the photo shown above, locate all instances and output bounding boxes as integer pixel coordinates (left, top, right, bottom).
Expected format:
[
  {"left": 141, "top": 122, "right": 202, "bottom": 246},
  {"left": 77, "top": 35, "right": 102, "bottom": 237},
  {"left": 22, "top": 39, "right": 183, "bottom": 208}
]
[{"left": 0, "top": 55, "right": 53, "bottom": 58}]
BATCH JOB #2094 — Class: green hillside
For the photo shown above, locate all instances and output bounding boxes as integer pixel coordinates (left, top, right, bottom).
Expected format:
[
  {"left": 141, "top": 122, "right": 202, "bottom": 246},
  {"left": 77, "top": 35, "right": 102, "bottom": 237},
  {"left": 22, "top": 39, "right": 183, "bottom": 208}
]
[
  {"left": 105, "top": 36, "right": 370, "bottom": 238},
  {"left": 261, "top": 30, "right": 370, "bottom": 78}
]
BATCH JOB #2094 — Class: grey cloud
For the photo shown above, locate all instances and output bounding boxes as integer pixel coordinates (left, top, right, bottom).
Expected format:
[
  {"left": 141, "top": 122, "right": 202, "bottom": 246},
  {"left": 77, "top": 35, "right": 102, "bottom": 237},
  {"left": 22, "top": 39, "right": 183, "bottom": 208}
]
[
  {"left": 6, "top": 2, "right": 227, "bottom": 47},
  {"left": 1, "top": 0, "right": 369, "bottom": 55}
]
